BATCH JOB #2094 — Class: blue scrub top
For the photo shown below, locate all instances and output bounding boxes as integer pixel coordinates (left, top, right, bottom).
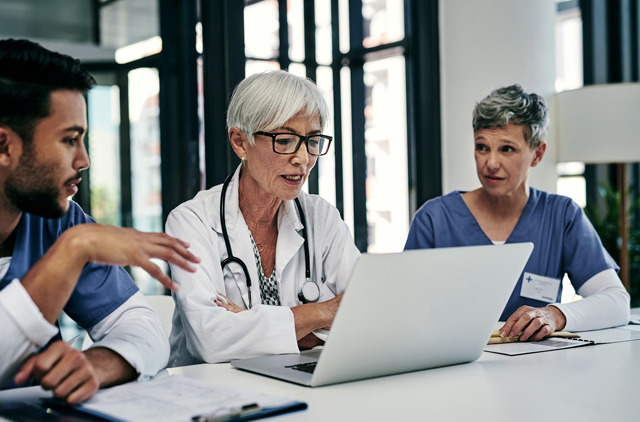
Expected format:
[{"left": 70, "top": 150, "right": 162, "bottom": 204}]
[
  {"left": 0, "top": 201, "right": 138, "bottom": 329},
  {"left": 405, "top": 187, "right": 618, "bottom": 321}
]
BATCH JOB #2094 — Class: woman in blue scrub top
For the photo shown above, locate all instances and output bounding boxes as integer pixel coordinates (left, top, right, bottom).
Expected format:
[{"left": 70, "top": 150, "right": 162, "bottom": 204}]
[{"left": 405, "top": 84, "right": 629, "bottom": 342}]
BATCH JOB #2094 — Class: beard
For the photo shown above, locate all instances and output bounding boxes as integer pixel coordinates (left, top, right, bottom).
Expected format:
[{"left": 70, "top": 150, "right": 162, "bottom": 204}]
[{"left": 4, "top": 148, "right": 71, "bottom": 219}]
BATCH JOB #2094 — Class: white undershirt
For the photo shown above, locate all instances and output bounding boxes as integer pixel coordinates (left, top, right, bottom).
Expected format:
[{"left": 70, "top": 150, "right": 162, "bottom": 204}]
[
  {"left": 553, "top": 268, "right": 630, "bottom": 331},
  {"left": 0, "top": 257, "right": 11, "bottom": 280}
]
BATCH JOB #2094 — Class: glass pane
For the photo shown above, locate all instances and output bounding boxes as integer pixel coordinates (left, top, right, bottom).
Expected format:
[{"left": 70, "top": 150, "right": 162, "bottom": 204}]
[
  {"left": 340, "top": 66, "right": 354, "bottom": 233},
  {"left": 363, "top": 55, "right": 408, "bottom": 253},
  {"left": 338, "top": 0, "right": 350, "bottom": 54},
  {"left": 100, "top": 0, "right": 159, "bottom": 49},
  {"left": 555, "top": 7, "right": 583, "bottom": 92},
  {"left": 245, "top": 0, "right": 279, "bottom": 59},
  {"left": 87, "top": 85, "right": 121, "bottom": 226},
  {"left": 362, "top": 0, "right": 404, "bottom": 48},
  {"left": 288, "top": 0, "right": 305, "bottom": 62},
  {"left": 128, "top": 68, "right": 165, "bottom": 294},
  {"left": 317, "top": 66, "right": 336, "bottom": 206},
  {"left": 246, "top": 59, "right": 280, "bottom": 77},
  {"left": 315, "top": 0, "right": 332, "bottom": 65},
  {"left": 288, "top": 62, "right": 306, "bottom": 77}
]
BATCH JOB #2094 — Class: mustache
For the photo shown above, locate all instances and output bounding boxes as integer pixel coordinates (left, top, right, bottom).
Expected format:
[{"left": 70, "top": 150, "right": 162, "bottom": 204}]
[{"left": 64, "top": 173, "right": 83, "bottom": 185}]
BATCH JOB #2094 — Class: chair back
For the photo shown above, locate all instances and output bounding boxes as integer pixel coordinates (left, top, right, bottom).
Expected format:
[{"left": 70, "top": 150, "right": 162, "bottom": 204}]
[{"left": 81, "top": 294, "right": 175, "bottom": 350}]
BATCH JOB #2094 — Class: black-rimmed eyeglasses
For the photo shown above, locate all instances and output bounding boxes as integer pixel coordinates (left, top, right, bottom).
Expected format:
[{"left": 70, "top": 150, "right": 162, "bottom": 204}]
[{"left": 254, "top": 131, "right": 333, "bottom": 156}]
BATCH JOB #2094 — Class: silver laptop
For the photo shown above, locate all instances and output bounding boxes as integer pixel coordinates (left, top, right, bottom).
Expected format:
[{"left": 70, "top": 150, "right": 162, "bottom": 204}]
[{"left": 231, "top": 243, "right": 533, "bottom": 387}]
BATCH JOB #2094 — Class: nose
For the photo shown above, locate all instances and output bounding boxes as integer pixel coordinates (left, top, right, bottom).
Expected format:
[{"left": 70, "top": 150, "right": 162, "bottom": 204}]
[
  {"left": 291, "top": 141, "right": 310, "bottom": 166},
  {"left": 76, "top": 140, "right": 91, "bottom": 172},
  {"left": 486, "top": 150, "right": 500, "bottom": 172}
]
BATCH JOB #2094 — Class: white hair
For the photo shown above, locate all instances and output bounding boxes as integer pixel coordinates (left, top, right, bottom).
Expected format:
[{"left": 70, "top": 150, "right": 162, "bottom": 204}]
[{"left": 226, "top": 70, "right": 330, "bottom": 145}]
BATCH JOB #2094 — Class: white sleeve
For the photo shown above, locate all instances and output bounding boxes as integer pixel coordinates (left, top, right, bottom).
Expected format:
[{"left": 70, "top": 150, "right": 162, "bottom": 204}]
[
  {"left": 551, "top": 269, "right": 630, "bottom": 332},
  {"left": 86, "top": 291, "right": 169, "bottom": 381},
  {"left": 0, "top": 279, "right": 59, "bottom": 386}
]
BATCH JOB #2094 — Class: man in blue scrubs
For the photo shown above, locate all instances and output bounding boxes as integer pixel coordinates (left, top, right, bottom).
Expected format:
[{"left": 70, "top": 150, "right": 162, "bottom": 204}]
[{"left": 0, "top": 39, "right": 200, "bottom": 403}]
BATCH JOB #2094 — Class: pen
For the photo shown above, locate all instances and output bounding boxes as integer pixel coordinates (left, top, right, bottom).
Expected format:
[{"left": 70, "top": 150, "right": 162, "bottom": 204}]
[{"left": 192, "top": 403, "right": 261, "bottom": 422}]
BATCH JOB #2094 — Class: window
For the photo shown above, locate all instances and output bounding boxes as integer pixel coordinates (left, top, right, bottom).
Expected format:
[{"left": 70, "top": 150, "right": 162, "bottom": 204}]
[{"left": 241, "top": 0, "right": 409, "bottom": 252}]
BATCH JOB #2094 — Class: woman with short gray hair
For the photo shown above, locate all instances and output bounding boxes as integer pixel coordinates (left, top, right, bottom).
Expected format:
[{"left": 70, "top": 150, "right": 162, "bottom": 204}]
[
  {"left": 406, "top": 84, "right": 629, "bottom": 342},
  {"left": 166, "top": 70, "right": 360, "bottom": 366}
]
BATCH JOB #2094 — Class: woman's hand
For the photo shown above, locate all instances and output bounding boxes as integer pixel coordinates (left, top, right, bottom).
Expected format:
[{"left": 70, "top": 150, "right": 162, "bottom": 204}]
[
  {"left": 499, "top": 305, "right": 567, "bottom": 342},
  {"left": 298, "top": 333, "right": 325, "bottom": 350},
  {"left": 214, "top": 291, "right": 246, "bottom": 313},
  {"left": 291, "top": 294, "right": 343, "bottom": 340}
]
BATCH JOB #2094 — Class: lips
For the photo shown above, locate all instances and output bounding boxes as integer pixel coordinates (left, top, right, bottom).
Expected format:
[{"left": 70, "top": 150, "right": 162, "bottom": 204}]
[
  {"left": 65, "top": 177, "right": 82, "bottom": 196},
  {"left": 282, "top": 174, "right": 304, "bottom": 183},
  {"left": 484, "top": 175, "right": 504, "bottom": 184}
]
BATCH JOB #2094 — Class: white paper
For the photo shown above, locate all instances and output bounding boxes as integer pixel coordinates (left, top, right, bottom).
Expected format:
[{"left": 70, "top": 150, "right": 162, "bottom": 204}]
[
  {"left": 484, "top": 337, "right": 593, "bottom": 356},
  {"left": 79, "top": 374, "right": 296, "bottom": 422}
]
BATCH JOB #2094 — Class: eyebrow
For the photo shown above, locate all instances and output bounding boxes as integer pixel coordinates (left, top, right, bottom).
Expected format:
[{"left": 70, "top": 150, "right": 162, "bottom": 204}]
[
  {"left": 280, "top": 126, "right": 322, "bottom": 135},
  {"left": 60, "top": 126, "right": 86, "bottom": 136}
]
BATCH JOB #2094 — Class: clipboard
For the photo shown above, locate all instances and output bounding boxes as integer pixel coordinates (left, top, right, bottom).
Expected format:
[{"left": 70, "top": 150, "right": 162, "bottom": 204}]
[{"left": 36, "top": 375, "right": 307, "bottom": 422}]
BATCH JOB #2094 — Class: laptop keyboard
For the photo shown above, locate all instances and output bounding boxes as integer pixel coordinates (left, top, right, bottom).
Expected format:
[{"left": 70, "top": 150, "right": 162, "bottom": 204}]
[{"left": 285, "top": 361, "right": 318, "bottom": 374}]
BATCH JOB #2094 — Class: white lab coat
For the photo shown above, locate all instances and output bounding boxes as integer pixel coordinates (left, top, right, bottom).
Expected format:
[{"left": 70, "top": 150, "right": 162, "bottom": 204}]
[{"left": 166, "top": 166, "right": 360, "bottom": 366}]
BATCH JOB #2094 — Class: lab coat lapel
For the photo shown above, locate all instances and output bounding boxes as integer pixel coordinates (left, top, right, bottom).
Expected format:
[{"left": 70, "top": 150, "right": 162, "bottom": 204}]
[{"left": 276, "top": 199, "right": 305, "bottom": 280}]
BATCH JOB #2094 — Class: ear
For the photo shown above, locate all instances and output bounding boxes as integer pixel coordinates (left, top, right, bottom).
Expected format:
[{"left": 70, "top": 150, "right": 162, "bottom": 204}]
[
  {"left": 229, "top": 127, "right": 249, "bottom": 160},
  {"left": 0, "top": 126, "right": 21, "bottom": 167},
  {"left": 530, "top": 141, "right": 547, "bottom": 167}
]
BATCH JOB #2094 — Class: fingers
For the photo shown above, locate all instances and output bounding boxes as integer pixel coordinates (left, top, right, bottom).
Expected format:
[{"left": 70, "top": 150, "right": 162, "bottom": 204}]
[
  {"left": 138, "top": 260, "right": 179, "bottom": 291},
  {"left": 143, "top": 233, "right": 201, "bottom": 271},
  {"left": 501, "top": 306, "right": 557, "bottom": 342},
  {"left": 14, "top": 341, "right": 100, "bottom": 404},
  {"left": 214, "top": 292, "right": 246, "bottom": 313},
  {"left": 79, "top": 225, "right": 201, "bottom": 291},
  {"left": 519, "top": 315, "right": 553, "bottom": 342},
  {"left": 14, "top": 354, "right": 37, "bottom": 385}
]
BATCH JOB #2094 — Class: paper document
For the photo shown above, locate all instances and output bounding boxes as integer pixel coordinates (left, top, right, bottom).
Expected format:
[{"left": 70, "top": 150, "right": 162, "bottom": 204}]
[
  {"left": 48, "top": 374, "right": 305, "bottom": 422},
  {"left": 485, "top": 325, "right": 640, "bottom": 356}
]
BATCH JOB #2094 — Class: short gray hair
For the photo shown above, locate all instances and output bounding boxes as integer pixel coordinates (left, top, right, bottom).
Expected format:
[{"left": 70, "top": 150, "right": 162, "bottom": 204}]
[
  {"left": 472, "top": 84, "right": 549, "bottom": 148},
  {"left": 226, "top": 70, "right": 330, "bottom": 145}
]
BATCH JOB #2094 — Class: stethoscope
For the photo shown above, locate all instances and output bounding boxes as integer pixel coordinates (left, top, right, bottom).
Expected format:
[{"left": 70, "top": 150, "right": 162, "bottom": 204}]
[{"left": 220, "top": 173, "right": 320, "bottom": 308}]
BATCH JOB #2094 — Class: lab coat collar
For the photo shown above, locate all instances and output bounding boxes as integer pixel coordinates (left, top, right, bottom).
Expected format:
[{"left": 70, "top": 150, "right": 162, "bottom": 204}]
[{"left": 210, "top": 164, "right": 243, "bottom": 236}]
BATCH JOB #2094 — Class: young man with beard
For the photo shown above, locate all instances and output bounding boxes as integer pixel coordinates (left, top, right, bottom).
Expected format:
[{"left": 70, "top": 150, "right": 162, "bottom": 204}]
[{"left": 0, "top": 39, "right": 200, "bottom": 404}]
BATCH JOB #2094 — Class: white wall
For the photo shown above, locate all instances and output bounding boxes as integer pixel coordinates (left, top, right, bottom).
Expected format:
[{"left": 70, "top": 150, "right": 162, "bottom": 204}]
[{"left": 439, "top": 0, "right": 557, "bottom": 194}]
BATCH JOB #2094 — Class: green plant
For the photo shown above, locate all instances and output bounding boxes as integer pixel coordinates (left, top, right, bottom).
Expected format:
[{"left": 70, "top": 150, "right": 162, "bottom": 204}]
[{"left": 584, "top": 182, "right": 640, "bottom": 307}]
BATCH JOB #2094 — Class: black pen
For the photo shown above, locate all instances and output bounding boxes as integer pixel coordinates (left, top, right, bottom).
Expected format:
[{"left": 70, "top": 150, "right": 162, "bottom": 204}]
[{"left": 191, "top": 403, "right": 261, "bottom": 422}]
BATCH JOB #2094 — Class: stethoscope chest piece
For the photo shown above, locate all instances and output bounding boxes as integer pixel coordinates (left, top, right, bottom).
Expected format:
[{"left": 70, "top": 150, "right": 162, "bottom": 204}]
[{"left": 298, "top": 279, "right": 320, "bottom": 303}]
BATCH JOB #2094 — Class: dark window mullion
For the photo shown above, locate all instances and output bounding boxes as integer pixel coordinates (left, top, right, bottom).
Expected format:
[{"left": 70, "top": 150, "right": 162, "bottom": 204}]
[
  {"left": 278, "top": 0, "right": 290, "bottom": 70},
  {"left": 348, "top": 0, "right": 368, "bottom": 252},
  {"left": 330, "top": 0, "right": 344, "bottom": 217},
  {"left": 117, "top": 71, "right": 133, "bottom": 228},
  {"left": 304, "top": 0, "right": 319, "bottom": 195}
]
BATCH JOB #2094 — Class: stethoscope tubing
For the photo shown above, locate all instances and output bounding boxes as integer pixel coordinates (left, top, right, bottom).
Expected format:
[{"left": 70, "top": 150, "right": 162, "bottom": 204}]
[{"left": 219, "top": 173, "right": 318, "bottom": 308}]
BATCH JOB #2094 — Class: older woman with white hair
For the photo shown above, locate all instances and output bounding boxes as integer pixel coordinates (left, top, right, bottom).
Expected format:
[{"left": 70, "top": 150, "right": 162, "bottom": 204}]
[{"left": 166, "top": 70, "right": 360, "bottom": 366}]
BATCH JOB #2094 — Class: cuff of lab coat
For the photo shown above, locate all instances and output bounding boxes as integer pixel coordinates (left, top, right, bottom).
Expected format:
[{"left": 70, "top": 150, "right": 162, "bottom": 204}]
[{"left": 0, "top": 279, "right": 59, "bottom": 346}]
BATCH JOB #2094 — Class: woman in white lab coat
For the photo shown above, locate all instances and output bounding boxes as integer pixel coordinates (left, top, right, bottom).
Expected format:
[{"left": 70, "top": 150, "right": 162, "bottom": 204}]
[{"left": 166, "top": 70, "right": 360, "bottom": 366}]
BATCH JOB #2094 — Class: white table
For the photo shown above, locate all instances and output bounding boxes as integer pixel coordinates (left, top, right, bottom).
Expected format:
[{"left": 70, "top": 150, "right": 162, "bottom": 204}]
[{"left": 168, "top": 340, "right": 640, "bottom": 422}]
